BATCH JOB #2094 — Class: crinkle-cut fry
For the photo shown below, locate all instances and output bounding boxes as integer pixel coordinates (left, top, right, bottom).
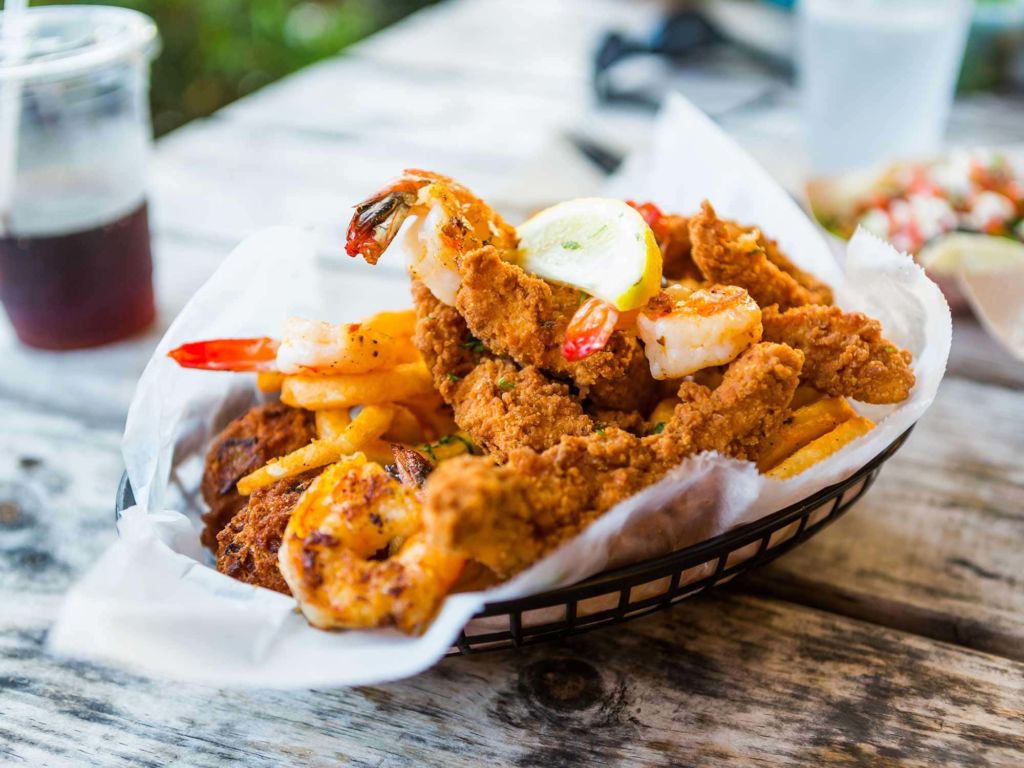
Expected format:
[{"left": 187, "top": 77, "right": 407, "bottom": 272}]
[
  {"left": 256, "top": 371, "right": 285, "bottom": 392},
  {"left": 757, "top": 397, "right": 857, "bottom": 472},
  {"left": 315, "top": 408, "right": 352, "bottom": 440},
  {"left": 417, "top": 431, "right": 477, "bottom": 463},
  {"left": 237, "top": 405, "right": 395, "bottom": 494},
  {"left": 790, "top": 383, "right": 825, "bottom": 410},
  {"left": 281, "top": 362, "right": 434, "bottom": 409},
  {"left": 647, "top": 397, "right": 679, "bottom": 432},
  {"left": 767, "top": 416, "right": 874, "bottom": 480},
  {"left": 383, "top": 404, "right": 426, "bottom": 444},
  {"left": 363, "top": 309, "right": 416, "bottom": 338}
]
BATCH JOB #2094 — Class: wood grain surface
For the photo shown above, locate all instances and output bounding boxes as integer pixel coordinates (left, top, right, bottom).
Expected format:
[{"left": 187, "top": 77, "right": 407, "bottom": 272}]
[{"left": 4, "top": 591, "right": 1023, "bottom": 767}]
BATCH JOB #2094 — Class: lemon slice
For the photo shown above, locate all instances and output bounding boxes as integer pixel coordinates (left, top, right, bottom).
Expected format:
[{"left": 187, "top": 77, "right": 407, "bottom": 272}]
[
  {"left": 516, "top": 198, "right": 662, "bottom": 311},
  {"left": 918, "top": 232, "right": 1024, "bottom": 275}
]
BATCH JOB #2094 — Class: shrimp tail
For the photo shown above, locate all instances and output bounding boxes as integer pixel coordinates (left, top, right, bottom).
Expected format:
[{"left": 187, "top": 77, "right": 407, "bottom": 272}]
[{"left": 346, "top": 189, "right": 418, "bottom": 263}]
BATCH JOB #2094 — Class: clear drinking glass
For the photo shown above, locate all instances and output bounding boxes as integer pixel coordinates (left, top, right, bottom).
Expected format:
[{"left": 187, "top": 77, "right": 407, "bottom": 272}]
[
  {"left": 798, "top": 0, "right": 972, "bottom": 175},
  {"left": 0, "top": 6, "right": 159, "bottom": 349}
]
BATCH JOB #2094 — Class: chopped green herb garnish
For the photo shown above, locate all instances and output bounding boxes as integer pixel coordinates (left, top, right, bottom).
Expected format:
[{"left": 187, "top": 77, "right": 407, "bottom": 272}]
[
  {"left": 453, "top": 434, "right": 477, "bottom": 454},
  {"left": 884, "top": 346, "right": 895, "bottom": 354},
  {"left": 421, "top": 443, "right": 437, "bottom": 462},
  {"left": 592, "top": 224, "right": 608, "bottom": 238},
  {"left": 651, "top": 422, "right": 666, "bottom": 435},
  {"left": 461, "top": 335, "right": 486, "bottom": 355},
  {"left": 424, "top": 315, "right": 435, "bottom": 321},
  {"left": 594, "top": 422, "right": 606, "bottom": 436},
  {"left": 562, "top": 240, "right": 582, "bottom": 250},
  {"left": 578, "top": 291, "right": 588, "bottom": 305},
  {"left": 497, "top": 376, "right": 514, "bottom": 391},
  {"left": 446, "top": 372, "right": 460, "bottom": 382}
]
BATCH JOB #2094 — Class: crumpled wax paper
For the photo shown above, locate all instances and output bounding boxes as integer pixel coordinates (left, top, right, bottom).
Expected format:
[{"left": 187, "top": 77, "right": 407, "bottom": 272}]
[{"left": 49, "top": 95, "right": 952, "bottom": 687}]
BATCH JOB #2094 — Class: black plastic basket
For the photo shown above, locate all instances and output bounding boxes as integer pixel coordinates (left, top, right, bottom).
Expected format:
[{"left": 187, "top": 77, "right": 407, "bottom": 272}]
[{"left": 115, "top": 427, "right": 911, "bottom": 655}]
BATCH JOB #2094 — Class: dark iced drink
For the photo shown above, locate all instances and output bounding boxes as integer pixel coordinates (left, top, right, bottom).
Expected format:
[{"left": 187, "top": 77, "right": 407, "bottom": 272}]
[{"left": 0, "top": 203, "right": 155, "bottom": 349}]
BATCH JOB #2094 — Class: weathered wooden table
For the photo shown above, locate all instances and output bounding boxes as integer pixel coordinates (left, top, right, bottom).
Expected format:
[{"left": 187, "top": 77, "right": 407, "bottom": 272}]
[{"left": 2, "top": 1, "right": 1023, "bottom": 765}]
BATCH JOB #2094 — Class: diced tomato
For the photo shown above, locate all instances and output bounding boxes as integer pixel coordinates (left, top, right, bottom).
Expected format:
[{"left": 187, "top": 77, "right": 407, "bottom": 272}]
[
  {"left": 562, "top": 297, "right": 619, "bottom": 362},
  {"left": 626, "top": 200, "right": 669, "bottom": 240},
  {"left": 167, "top": 337, "right": 280, "bottom": 371}
]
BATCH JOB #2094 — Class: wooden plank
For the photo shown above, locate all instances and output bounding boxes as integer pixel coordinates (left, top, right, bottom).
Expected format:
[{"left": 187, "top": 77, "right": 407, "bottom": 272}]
[
  {"left": 749, "top": 375, "right": 1024, "bottom": 659},
  {"left": 2, "top": 591, "right": 1022, "bottom": 766}
]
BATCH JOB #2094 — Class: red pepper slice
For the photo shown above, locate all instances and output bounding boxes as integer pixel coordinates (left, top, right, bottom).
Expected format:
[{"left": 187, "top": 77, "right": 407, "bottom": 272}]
[{"left": 562, "top": 297, "right": 619, "bottom": 362}]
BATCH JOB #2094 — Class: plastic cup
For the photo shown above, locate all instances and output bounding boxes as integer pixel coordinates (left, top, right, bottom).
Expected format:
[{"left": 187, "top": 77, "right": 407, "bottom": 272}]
[
  {"left": 798, "top": 0, "right": 972, "bottom": 175},
  {"left": 0, "top": 6, "right": 159, "bottom": 349}
]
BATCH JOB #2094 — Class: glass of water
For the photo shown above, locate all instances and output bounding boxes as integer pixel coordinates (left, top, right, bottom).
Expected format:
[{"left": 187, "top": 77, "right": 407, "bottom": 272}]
[{"left": 798, "top": 0, "right": 972, "bottom": 175}]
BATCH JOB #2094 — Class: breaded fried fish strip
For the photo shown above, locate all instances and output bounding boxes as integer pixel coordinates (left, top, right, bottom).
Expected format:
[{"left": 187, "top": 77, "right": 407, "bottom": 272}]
[
  {"left": 412, "top": 281, "right": 592, "bottom": 459},
  {"left": 690, "top": 201, "right": 831, "bottom": 310},
  {"left": 762, "top": 304, "right": 915, "bottom": 404},
  {"left": 424, "top": 342, "right": 803, "bottom": 577},
  {"left": 454, "top": 246, "right": 656, "bottom": 412}
]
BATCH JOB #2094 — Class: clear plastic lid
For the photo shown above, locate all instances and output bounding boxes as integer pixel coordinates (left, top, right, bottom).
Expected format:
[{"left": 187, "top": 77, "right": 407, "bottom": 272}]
[{"left": 0, "top": 5, "right": 158, "bottom": 83}]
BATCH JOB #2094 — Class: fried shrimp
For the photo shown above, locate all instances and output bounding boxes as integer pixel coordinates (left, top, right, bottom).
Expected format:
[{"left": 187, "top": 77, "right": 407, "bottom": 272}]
[
  {"left": 412, "top": 281, "right": 593, "bottom": 459},
  {"left": 346, "top": 169, "right": 517, "bottom": 305},
  {"left": 690, "top": 201, "right": 832, "bottom": 310},
  {"left": 348, "top": 172, "right": 656, "bottom": 411},
  {"left": 762, "top": 304, "right": 915, "bottom": 404},
  {"left": 636, "top": 284, "right": 763, "bottom": 379},
  {"left": 455, "top": 246, "right": 656, "bottom": 411},
  {"left": 424, "top": 342, "right": 804, "bottom": 577},
  {"left": 278, "top": 455, "right": 465, "bottom": 632}
]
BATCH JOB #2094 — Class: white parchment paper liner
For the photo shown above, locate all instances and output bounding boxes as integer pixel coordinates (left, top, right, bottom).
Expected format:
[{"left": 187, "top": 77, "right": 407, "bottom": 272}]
[{"left": 50, "top": 95, "right": 952, "bottom": 687}]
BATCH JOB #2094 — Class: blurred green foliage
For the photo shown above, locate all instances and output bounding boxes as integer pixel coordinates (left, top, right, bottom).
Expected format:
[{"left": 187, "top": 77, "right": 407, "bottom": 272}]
[{"left": 39, "top": 0, "right": 437, "bottom": 135}]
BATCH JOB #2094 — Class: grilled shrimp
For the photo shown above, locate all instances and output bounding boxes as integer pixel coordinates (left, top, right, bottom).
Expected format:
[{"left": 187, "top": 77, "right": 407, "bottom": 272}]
[
  {"left": 278, "top": 455, "right": 465, "bottom": 633},
  {"left": 167, "top": 310, "right": 418, "bottom": 375},
  {"left": 346, "top": 169, "right": 517, "bottom": 305},
  {"left": 636, "top": 284, "right": 763, "bottom": 379}
]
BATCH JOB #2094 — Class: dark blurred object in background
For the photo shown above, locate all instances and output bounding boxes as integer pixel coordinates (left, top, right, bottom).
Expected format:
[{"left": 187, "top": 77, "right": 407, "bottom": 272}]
[{"left": 38, "top": 0, "right": 438, "bottom": 135}]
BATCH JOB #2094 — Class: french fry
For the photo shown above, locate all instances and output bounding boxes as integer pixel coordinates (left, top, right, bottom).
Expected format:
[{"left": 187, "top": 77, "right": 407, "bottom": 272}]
[
  {"left": 398, "top": 392, "right": 458, "bottom": 439},
  {"left": 315, "top": 408, "right": 352, "bottom": 440},
  {"left": 256, "top": 371, "right": 285, "bottom": 393},
  {"left": 359, "top": 437, "right": 401, "bottom": 466},
  {"left": 647, "top": 397, "right": 679, "bottom": 433},
  {"left": 279, "top": 317, "right": 418, "bottom": 376},
  {"left": 281, "top": 362, "right": 434, "bottom": 409},
  {"left": 363, "top": 309, "right": 416, "bottom": 338},
  {"left": 757, "top": 397, "right": 857, "bottom": 472},
  {"left": 237, "top": 404, "right": 395, "bottom": 494},
  {"left": 790, "top": 384, "right": 825, "bottom": 410},
  {"left": 767, "top": 416, "right": 874, "bottom": 481},
  {"left": 383, "top": 404, "right": 426, "bottom": 444}
]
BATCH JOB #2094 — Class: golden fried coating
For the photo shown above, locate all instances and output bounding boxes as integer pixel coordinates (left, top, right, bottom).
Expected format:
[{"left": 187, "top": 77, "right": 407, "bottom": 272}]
[
  {"left": 454, "top": 246, "right": 656, "bottom": 412},
  {"left": 762, "top": 304, "right": 915, "bottom": 404},
  {"left": 412, "top": 281, "right": 592, "bottom": 459},
  {"left": 658, "top": 214, "right": 702, "bottom": 281},
  {"left": 424, "top": 342, "right": 803, "bottom": 577},
  {"left": 200, "top": 403, "right": 316, "bottom": 549},
  {"left": 690, "top": 201, "right": 831, "bottom": 310},
  {"left": 215, "top": 469, "right": 321, "bottom": 594}
]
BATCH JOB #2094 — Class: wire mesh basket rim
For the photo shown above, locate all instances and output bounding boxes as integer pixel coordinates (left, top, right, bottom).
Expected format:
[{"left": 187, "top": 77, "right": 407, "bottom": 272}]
[{"left": 114, "top": 427, "right": 912, "bottom": 618}]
